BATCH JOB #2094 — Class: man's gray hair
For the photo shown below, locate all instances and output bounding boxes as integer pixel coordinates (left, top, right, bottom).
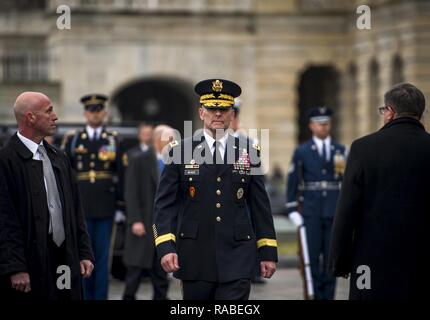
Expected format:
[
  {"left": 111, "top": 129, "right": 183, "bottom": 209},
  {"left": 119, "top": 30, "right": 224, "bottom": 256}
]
[{"left": 384, "top": 83, "right": 426, "bottom": 118}]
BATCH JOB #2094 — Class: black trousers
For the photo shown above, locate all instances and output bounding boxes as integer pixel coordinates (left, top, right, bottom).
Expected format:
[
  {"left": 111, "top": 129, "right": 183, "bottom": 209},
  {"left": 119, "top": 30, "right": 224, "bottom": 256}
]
[
  {"left": 123, "top": 253, "right": 169, "bottom": 300},
  {"left": 182, "top": 279, "right": 251, "bottom": 300}
]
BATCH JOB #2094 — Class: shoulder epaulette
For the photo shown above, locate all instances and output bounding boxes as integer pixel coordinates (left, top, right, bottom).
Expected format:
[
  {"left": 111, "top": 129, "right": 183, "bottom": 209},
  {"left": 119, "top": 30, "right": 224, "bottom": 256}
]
[
  {"left": 169, "top": 140, "right": 179, "bottom": 148},
  {"left": 61, "top": 130, "right": 76, "bottom": 149},
  {"left": 65, "top": 129, "right": 76, "bottom": 136}
]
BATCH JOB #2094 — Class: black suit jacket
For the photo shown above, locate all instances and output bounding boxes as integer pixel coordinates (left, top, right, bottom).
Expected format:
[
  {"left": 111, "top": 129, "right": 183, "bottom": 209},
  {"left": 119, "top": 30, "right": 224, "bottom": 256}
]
[
  {"left": 329, "top": 117, "right": 430, "bottom": 299},
  {"left": 0, "top": 133, "right": 93, "bottom": 300}
]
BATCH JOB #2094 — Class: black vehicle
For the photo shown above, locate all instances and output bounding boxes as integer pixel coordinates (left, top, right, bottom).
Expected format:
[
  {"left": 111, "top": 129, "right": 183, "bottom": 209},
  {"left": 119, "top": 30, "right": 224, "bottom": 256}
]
[
  {"left": 1, "top": 122, "right": 140, "bottom": 149},
  {"left": 0, "top": 124, "right": 16, "bottom": 148}
]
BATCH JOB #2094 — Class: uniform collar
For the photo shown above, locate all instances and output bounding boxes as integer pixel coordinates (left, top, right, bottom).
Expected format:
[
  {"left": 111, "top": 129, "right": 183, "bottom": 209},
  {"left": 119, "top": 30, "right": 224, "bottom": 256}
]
[{"left": 312, "top": 135, "right": 331, "bottom": 148}]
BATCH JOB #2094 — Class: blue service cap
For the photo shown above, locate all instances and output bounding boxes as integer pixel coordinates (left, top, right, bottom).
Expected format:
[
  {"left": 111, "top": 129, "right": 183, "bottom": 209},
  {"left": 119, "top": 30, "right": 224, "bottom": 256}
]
[{"left": 307, "top": 106, "right": 333, "bottom": 123}]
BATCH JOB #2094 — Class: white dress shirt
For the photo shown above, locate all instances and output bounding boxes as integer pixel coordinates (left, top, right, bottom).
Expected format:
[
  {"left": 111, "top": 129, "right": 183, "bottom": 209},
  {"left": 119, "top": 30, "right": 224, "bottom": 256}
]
[
  {"left": 17, "top": 131, "right": 44, "bottom": 160},
  {"left": 203, "top": 130, "right": 229, "bottom": 161},
  {"left": 312, "top": 136, "right": 331, "bottom": 161}
]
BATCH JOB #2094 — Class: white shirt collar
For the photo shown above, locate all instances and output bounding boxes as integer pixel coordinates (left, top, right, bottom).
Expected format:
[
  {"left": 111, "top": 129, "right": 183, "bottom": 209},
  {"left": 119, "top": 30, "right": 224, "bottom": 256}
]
[
  {"left": 17, "top": 131, "right": 43, "bottom": 158},
  {"left": 203, "top": 130, "right": 229, "bottom": 150},
  {"left": 140, "top": 143, "right": 149, "bottom": 152},
  {"left": 312, "top": 136, "right": 331, "bottom": 159},
  {"left": 86, "top": 125, "right": 103, "bottom": 140},
  {"left": 312, "top": 136, "right": 331, "bottom": 147}
]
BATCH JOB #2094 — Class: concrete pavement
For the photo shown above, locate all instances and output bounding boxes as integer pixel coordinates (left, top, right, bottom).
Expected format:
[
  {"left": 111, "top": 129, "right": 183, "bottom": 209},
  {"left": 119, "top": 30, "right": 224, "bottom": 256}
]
[{"left": 108, "top": 267, "right": 349, "bottom": 300}]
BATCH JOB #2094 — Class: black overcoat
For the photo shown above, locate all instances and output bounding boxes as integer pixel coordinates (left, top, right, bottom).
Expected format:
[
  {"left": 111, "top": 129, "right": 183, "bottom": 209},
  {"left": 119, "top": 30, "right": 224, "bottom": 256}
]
[
  {"left": 0, "top": 133, "right": 94, "bottom": 300},
  {"left": 329, "top": 118, "right": 430, "bottom": 299}
]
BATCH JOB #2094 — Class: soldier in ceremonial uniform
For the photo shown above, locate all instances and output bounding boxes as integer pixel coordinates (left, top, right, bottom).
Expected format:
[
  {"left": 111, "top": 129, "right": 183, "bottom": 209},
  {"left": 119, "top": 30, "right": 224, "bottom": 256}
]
[
  {"left": 62, "top": 94, "right": 125, "bottom": 300},
  {"left": 286, "top": 106, "right": 346, "bottom": 300},
  {"left": 153, "top": 79, "right": 278, "bottom": 300}
]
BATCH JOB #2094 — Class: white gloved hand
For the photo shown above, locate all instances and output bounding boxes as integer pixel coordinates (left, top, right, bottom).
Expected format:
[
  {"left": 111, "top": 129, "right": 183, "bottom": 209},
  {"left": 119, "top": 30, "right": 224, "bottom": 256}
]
[
  {"left": 289, "top": 211, "right": 303, "bottom": 227},
  {"left": 114, "top": 210, "right": 126, "bottom": 223}
]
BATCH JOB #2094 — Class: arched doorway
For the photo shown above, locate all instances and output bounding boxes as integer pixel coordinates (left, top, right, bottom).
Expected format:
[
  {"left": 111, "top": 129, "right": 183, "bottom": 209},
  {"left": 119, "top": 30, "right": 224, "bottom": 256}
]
[
  {"left": 297, "top": 66, "right": 340, "bottom": 143},
  {"left": 391, "top": 55, "right": 404, "bottom": 86},
  {"left": 111, "top": 76, "right": 197, "bottom": 135}
]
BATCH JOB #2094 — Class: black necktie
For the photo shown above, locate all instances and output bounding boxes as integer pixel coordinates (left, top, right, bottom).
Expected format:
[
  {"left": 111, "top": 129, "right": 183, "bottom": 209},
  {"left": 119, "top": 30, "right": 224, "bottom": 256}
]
[
  {"left": 322, "top": 141, "right": 328, "bottom": 162},
  {"left": 213, "top": 141, "right": 223, "bottom": 165}
]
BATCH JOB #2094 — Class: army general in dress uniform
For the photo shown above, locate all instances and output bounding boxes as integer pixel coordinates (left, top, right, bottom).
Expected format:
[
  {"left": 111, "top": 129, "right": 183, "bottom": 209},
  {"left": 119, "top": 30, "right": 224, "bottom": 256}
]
[
  {"left": 153, "top": 79, "right": 278, "bottom": 300},
  {"left": 286, "top": 107, "right": 347, "bottom": 300},
  {"left": 62, "top": 94, "right": 125, "bottom": 300}
]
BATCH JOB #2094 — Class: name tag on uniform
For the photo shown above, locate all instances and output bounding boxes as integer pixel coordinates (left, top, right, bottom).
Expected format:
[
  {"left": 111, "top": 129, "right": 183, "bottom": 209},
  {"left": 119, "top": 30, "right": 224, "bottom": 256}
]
[
  {"left": 184, "top": 169, "right": 199, "bottom": 175},
  {"left": 185, "top": 164, "right": 199, "bottom": 169}
]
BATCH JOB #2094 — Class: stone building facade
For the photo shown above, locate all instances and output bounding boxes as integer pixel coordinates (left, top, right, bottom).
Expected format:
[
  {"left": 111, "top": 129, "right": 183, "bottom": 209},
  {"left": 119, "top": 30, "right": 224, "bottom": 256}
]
[{"left": 1, "top": 0, "right": 429, "bottom": 173}]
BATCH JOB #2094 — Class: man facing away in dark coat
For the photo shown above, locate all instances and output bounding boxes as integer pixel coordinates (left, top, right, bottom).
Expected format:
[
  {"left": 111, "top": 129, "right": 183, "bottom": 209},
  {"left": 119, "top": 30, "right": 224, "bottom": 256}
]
[
  {"left": 0, "top": 92, "right": 94, "bottom": 300},
  {"left": 329, "top": 83, "right": 430, "bottom": 299},
  {"left": 122, "top": 125, "right": 174, "bottom": 300}
]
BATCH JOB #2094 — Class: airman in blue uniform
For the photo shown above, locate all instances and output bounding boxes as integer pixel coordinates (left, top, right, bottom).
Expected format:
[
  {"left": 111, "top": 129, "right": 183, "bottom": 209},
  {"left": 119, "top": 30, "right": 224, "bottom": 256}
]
[{"left": 286, "top": 106, "right": 347, "bottom": 300}]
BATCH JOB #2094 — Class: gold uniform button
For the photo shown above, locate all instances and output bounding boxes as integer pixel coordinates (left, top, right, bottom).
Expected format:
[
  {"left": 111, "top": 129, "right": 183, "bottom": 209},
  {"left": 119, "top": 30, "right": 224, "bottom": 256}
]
[
  {"left": 216, "top": 190, "right": 221, "bottom": 196},
  {"left": 216, "top": 216, "right": 221, "bottom": 222},
  {"left": 91, "top": 154, "right": 96, "bottom": 159},
  {"left": 216, "top": 203, "right": 221, "bottom": 209},
  {"left": 217, "top": 177, "right": 221, "bottom": 182},
  {"left": 90, "top": 162, "right": 95, "bottom": 168}
]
